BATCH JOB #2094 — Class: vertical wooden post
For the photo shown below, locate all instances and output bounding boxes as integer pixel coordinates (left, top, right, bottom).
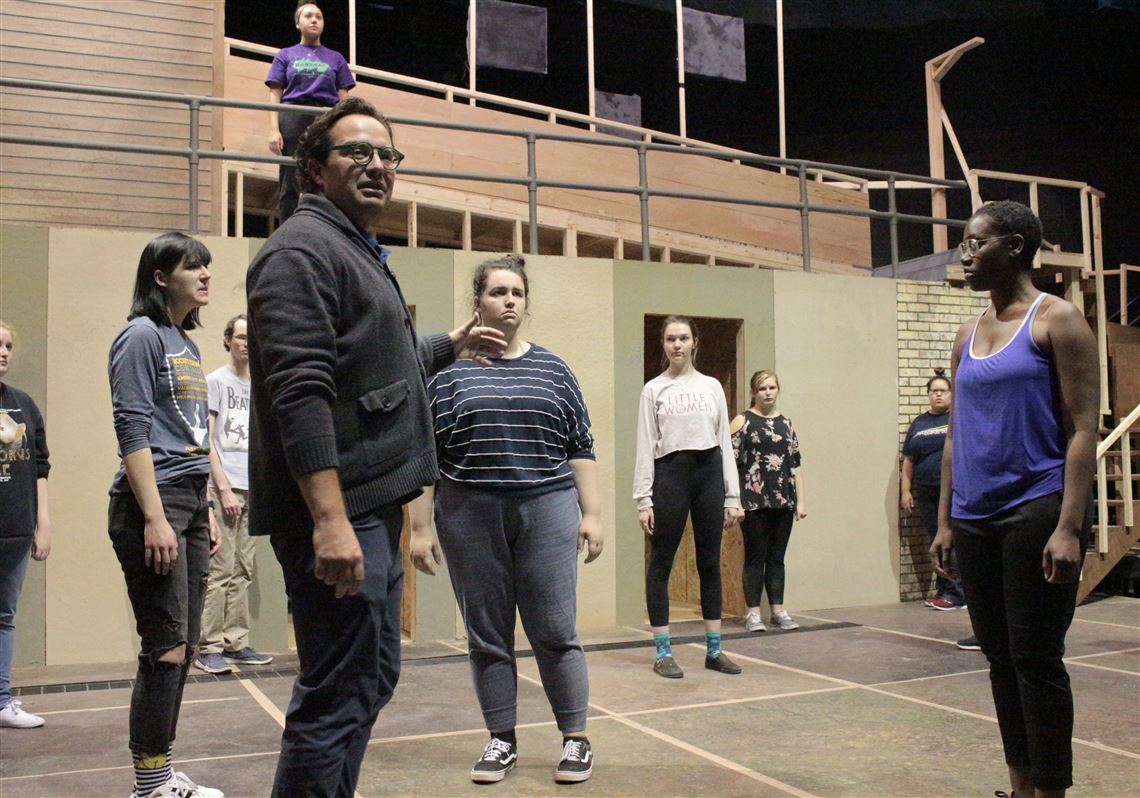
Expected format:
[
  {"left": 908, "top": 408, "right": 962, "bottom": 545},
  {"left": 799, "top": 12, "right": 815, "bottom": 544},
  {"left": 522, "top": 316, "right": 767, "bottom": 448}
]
[
  {"left": 925, "top": 38, "right": 984, "bottom": 253},
  {"left": 586, "top": 0, "right": 596, "bottom": 132},
  {"left": 349, "top": 0, "right": 357, "bottom": 66},
  {"left": 675, "top": 0, "right": 687, "bottom": 139},
  {"left": 407, "top": 200, "right": 418, "bottom": 248},
  {"left": 233, "top": 169, "right": 244, "bottom": 238},
  {"left": 513, "top": 220, "right": 523, "bottom": 254},
  {"left": 564, "top": 225, "right": 578, "bottom": 257},
  {"left": 614, "top": 238, "right": 624, "bottom": 260},
  {"left": 462, "top": 210, "right": 472, "bottom": 251},
  {"left": 776, "top": 0, "right": 786, "bottom": 173},
  {"left": 468, "top": 0, "right": 477, "bottom": 106},
  {"left": 1092, "top": 192, "right": 1110, "bottom": 417}
]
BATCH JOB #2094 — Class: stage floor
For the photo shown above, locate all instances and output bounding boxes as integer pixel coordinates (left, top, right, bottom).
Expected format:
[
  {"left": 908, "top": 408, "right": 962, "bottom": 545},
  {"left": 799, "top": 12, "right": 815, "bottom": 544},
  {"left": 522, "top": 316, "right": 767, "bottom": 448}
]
[{"left": 2, "top": 597, "right": 1137, "bottom": 798}]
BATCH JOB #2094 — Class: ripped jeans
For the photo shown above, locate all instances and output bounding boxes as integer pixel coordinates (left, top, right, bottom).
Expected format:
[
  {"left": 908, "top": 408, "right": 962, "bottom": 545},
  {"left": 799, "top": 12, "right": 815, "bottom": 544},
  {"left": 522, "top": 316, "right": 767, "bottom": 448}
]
[{"left": 109, "top": 474, "right": 210, "bottom": 755}]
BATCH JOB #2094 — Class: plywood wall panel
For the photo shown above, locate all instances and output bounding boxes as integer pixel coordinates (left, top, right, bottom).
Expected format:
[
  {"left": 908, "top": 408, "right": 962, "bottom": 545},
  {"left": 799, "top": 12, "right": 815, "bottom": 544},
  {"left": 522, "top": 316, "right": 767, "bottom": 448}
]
[{"left": 0, "top": 0, "right": 219, "bottom": 232}]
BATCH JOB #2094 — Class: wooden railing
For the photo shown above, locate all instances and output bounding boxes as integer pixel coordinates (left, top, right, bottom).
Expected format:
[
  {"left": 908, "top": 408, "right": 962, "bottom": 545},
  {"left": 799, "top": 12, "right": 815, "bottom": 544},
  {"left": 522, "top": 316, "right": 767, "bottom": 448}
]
[{"left": 1097, "top": 403, "right": 1139, "bottom": 550}]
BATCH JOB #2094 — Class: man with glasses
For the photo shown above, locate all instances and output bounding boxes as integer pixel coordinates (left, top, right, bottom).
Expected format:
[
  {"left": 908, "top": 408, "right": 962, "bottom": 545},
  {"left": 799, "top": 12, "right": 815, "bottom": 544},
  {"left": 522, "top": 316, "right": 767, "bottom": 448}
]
[{"left": 246, "top": 97, "right": 506, "bottom": 796}]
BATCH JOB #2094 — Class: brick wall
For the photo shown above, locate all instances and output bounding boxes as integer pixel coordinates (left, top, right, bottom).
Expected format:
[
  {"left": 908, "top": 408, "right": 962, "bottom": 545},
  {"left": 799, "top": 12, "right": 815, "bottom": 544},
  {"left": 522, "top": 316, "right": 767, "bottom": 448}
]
[{"left": 897, "top": 280, "right": 990, "bottom": 601}]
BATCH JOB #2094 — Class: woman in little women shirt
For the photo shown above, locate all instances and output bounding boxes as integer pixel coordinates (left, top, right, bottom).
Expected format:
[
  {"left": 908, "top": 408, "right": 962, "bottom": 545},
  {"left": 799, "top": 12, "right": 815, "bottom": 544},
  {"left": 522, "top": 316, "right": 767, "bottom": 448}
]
[{"left": 633, "top": 316, "right": 744, "bottom": 679}]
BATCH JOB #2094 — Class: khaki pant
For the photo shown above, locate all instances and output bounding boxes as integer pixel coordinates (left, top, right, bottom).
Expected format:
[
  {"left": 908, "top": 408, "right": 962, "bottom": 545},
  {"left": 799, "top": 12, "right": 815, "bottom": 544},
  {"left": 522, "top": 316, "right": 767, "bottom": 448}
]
[{"left": 199, "top": 487, "right": 254, "bottom": 653}]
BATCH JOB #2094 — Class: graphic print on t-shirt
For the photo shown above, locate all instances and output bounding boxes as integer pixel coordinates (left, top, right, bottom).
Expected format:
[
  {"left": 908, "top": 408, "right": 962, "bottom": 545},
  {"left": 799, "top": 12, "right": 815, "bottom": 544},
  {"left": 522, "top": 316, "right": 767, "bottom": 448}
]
[
  {"left": 0, "top": 409, "right": 28, "bottom": 483},
  {"left": 220, "top": 384, "right": 250, "bottom": 452},
  {"left": 292, "top": 57, "right": 331, "bottom": 77},
  {"left": 166, "top": 345, "right": 210, "bottom": 453}
]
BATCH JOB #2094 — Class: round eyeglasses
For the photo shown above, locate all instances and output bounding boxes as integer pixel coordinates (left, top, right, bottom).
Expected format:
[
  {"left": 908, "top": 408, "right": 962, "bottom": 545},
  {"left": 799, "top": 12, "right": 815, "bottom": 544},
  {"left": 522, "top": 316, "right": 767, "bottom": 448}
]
[
  {"left": 329, "top": 141, "right": 405, "bottom": 171},
  {"left": 958, "top": 234, "right": 1012, "bottom": 257}
]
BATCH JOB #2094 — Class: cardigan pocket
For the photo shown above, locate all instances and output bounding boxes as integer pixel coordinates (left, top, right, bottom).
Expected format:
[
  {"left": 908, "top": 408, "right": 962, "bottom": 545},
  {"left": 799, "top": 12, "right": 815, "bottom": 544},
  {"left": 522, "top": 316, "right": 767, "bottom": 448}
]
[{"left": 357, "top": 379, "right": 412, "bottom": 466}]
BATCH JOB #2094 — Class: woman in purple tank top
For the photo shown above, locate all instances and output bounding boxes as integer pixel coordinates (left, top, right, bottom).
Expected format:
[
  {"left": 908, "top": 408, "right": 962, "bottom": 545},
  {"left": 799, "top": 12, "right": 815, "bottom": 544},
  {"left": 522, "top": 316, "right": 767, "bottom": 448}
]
[{"left": 931, "top": 201, "right": 1099, "bottom": 798}]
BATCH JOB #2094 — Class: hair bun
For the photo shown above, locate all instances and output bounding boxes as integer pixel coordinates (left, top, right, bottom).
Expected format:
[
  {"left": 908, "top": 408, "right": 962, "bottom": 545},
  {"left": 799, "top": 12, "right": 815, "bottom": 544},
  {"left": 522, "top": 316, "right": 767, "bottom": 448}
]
[{"left": 932, "top": 367, "right": 946, "bottom": 377}]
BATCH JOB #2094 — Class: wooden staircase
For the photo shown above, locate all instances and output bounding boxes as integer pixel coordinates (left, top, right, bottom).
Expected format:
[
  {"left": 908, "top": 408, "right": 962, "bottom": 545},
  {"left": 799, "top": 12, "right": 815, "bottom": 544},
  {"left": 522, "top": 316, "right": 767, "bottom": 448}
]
[{"left": 1079, "top": 416, "right": 1140, "bottom": 603}]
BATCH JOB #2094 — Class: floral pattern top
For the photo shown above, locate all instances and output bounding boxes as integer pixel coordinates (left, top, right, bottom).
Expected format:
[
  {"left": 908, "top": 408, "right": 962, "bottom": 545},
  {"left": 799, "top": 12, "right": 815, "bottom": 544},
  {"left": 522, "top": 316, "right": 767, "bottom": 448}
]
[{"left": 732, "top": 410, "right": 801, "bottom": 511}]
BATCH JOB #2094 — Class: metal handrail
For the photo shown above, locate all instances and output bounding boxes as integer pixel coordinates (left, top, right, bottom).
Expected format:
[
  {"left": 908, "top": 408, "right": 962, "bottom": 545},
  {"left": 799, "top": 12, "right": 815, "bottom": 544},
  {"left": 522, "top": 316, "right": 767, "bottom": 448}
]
[{"left": 0, "top": 75, "right": 970, "bottom": 269}]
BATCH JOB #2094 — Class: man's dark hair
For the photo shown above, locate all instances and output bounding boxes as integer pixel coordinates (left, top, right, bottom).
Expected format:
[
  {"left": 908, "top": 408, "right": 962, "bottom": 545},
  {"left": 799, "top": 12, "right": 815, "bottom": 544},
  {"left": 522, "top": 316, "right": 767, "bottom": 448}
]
[
  {"left": 223, "top": 313, "right": 247, "bottom": 351},
  {"left": 128, "top": 231, "right": 211, "bottom": 330},
  {"left": 975, "top": 200, "right": 1043, "bottom": 267},
  {"left": 295, "top": 97, "right": 396, "bottom": 195}
]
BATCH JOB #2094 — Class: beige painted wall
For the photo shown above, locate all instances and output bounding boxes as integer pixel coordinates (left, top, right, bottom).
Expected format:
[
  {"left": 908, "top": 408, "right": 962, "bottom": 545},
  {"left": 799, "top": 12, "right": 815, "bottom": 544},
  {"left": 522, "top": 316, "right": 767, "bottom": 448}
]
[
  {"left": 1, "top": 225, "right": 50, "bottom": 664},
  {"left": 446, "top": 253, "right": 618, "bottom": 630},
  {"left": 773, "top": 271, "right": 902, "bottom": 608},
  {"left": 40, "top": 229, "right": 286, "bottom": 666},
  {"left": 3, "top": 226, "right": 914, "bottom": 665}
]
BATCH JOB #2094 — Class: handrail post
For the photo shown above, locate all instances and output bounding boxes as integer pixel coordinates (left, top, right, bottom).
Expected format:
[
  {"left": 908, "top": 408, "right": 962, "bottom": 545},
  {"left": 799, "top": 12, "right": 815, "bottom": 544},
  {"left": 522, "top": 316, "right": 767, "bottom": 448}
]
[
  {"left": 188, "top": 99, "right": 200, "bottom": 233},
  {"left": 888, "top": 174, "right": 899, "bottom": 278},
  {"left": 798, "top": 163, "right": 811, "bottom": 272},
  {"left": 639, "top": 144, "right": 650, "bottom": 261},
  {"left": 526, "top": 134, "right": 538, "bottom": 255}
]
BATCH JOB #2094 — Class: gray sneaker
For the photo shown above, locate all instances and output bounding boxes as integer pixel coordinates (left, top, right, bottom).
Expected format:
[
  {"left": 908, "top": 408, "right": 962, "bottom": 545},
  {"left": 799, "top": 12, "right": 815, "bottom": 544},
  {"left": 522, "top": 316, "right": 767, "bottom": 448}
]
[
  {"left": 223, "top": 647, "right": 273, "bottom": 666},
  {"left": 770, "top": 611, "right": 799, "bottom": 631},
  {"left": 744, "top": 611, "right": 766, "bottom": 632},
  {"left": 193, "top": 652, "right": 232, "bottom": 674}
]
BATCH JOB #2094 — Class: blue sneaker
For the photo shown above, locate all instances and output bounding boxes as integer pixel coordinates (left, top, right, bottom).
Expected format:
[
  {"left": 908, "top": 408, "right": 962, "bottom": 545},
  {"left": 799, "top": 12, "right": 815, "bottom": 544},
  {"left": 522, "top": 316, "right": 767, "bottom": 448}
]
[
  {"left": 223, "top": 647, "right": 273, "bottom": 666},
  {"left": 193, "top": 652, "right": 232, "bottom": 674}
]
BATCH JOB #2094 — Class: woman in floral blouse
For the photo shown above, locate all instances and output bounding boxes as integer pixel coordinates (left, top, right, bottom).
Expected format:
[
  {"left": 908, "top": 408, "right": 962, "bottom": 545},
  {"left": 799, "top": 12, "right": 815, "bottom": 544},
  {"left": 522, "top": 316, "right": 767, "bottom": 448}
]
[{"left": 730, "top": 369, "right": 806, "bottom": 632}]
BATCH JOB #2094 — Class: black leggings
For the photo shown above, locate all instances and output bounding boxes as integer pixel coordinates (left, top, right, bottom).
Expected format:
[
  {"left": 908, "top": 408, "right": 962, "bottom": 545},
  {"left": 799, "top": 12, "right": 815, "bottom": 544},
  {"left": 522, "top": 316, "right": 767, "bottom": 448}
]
[
  {"left": 740, "top": 508, "right": 794, "bottom": 607},
  {"left": 954, "top": 492, "right": 1088, "bottom": 791},
  {"left": 645, "top": 448, "right": 725, "bottom": 627}
]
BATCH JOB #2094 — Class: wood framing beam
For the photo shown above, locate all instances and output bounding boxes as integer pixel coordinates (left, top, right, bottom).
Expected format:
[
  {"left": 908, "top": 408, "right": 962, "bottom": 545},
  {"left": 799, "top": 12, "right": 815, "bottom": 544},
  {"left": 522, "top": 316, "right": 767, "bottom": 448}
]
[{"left": 926, "top": 37, "right": 984, "bottom": 252}]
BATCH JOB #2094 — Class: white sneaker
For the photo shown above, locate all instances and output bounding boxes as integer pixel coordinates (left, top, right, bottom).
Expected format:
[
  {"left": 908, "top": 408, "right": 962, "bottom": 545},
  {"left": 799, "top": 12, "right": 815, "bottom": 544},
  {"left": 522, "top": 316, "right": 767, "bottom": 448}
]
[
  {"left": 136, "top": 773, "right": 225, "bottom": 798},
  {"left": 744, "top": 611, "right": 766, "bottom": 632},
  {"left": 0, "top": 700, "right": 45, "bottom": 728},
  {"left": 770, "top": 611, "right": 800, "bottom": 631}
]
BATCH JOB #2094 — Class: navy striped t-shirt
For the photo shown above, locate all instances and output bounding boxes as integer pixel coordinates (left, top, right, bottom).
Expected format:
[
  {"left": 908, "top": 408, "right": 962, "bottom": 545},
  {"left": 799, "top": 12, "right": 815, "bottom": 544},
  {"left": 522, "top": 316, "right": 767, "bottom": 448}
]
[{"left": 427, "top": 344, "right": 595, "bottom": 492}]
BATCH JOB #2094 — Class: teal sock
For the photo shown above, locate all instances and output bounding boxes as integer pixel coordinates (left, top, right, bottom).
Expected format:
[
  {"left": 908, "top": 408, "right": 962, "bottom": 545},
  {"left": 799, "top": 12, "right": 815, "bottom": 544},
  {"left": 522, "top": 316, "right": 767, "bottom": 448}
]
[
  {"left": 706, "top": 631, "right": 721, "bottom": 658},
  {"left": 653, "top": 633, "right": 672, "bottom": 660}
]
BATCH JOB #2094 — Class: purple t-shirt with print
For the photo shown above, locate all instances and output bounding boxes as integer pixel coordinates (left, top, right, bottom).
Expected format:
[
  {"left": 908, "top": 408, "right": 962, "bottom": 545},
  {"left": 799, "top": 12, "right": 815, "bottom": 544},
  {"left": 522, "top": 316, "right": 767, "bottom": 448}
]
[{"left": 265, "top": 43, "right": 355, "bottom": 106}]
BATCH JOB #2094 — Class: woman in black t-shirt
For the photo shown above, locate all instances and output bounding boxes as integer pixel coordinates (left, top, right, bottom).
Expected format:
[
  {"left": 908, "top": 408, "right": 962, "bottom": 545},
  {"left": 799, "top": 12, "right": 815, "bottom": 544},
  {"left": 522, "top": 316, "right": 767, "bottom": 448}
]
[{"left": 902, "top": 369, "right": 965, "bottom": 610}]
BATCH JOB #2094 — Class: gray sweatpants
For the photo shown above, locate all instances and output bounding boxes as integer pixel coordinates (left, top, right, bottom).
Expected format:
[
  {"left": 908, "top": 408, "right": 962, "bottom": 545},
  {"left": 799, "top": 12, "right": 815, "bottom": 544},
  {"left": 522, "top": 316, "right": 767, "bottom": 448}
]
[{"left": 435, "top": 480, "right": 589, "bottom": 734}]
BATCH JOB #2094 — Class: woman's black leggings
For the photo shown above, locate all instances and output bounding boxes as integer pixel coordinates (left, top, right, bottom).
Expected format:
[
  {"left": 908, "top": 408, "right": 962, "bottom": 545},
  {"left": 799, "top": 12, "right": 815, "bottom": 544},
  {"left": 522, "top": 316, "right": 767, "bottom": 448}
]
[
  {"left": 740, "top": 507, "right": 794, "bottom": 607},
  {"left": 645, "top": 448, "right": 725, "bottom": 627},
  {"left": 954, "top": 492, "right": 1088, "bottom": 791}
]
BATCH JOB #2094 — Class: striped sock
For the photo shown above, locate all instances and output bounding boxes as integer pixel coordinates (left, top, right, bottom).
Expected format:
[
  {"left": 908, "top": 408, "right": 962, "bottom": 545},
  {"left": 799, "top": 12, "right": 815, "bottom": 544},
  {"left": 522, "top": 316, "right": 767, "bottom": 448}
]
[
  {"left": 132, "top": 745, "right": 173, "bottom": 796},
  {"left": 706, "top": 631, "right": 722, "bottom": 658},
  {"left": 653, "top": 632, "right": 672, "bottom": 660}
]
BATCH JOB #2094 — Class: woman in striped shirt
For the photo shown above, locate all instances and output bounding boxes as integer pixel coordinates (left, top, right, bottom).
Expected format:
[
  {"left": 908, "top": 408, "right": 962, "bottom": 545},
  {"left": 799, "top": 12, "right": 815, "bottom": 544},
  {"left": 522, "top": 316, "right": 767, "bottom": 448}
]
[{"left": 409, "top": 255, "right": 602, "bottom": 786}]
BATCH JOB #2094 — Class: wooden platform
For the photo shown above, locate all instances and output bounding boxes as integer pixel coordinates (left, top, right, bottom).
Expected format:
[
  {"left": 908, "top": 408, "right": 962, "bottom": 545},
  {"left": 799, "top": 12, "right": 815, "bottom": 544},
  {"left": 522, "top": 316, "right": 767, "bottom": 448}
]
[{"left": 222, "top": 53, "right": 873, "bottom": 273}]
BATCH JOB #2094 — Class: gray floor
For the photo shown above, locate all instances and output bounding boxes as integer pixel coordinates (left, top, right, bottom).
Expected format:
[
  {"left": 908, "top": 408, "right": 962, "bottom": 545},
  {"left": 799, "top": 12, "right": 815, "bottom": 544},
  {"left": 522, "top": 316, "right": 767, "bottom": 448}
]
[{"left": 1, "top": 598, "right": 1137, "bottom": 798}]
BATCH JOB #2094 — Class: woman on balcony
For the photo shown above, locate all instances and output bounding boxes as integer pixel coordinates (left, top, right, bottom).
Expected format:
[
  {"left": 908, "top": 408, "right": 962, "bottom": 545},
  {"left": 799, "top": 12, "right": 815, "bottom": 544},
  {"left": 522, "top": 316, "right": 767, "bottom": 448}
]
[
  {"left": 266, "top": 2, "right": 354, "bottom": 222},
  {"left": 932, "top": 200, "right": 1099, "bottom": 798}
]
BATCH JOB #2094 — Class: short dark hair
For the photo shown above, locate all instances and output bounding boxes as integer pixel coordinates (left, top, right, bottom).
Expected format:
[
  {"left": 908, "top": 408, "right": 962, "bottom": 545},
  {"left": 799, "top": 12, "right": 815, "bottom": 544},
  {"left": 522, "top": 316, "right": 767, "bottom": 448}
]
[
  {"left": 128, "top": 232, "right": 211, "bottom": 330},
  {"left": 975, "top": 200, "right": 1043, "bottom": 267},
  {"left": 295, "top": 97, "right": 396, "bottom": 195},
  {"left": 223, "top": 313, "right": 247, "bottom": 351},
  {"left": 471, "top": 254, "right": 529, "bottom": 311}
]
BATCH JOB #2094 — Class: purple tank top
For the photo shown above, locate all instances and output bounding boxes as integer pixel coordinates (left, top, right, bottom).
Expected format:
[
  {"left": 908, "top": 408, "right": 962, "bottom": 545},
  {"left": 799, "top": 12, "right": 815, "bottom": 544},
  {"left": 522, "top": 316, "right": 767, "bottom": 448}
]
[{"left": 951, "top": 293, "right": 1065, "bottom": 519}]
